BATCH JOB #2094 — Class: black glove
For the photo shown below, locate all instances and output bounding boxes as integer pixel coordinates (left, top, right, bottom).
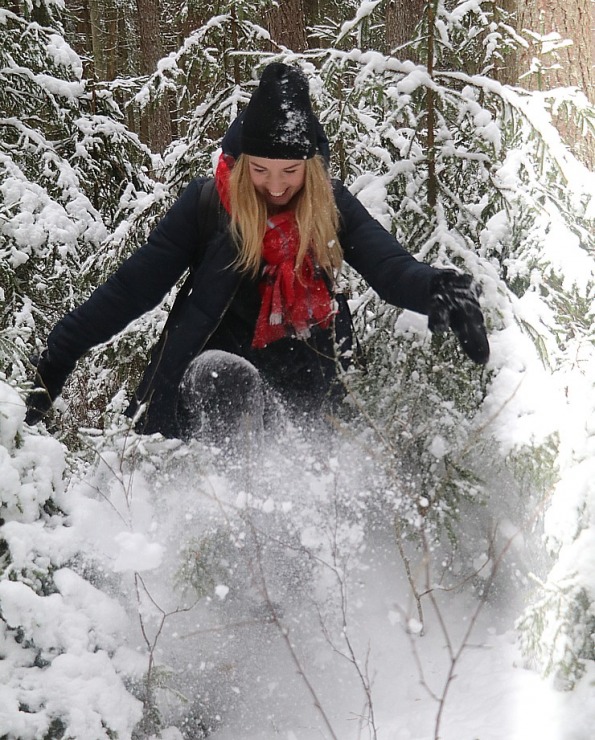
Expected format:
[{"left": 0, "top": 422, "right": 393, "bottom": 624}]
[
  {"left": 25, "top": 350, "right": 74, "bottom": 425},
  {"left": 428, "top": 270, "right": 490, "bottom": 365}
]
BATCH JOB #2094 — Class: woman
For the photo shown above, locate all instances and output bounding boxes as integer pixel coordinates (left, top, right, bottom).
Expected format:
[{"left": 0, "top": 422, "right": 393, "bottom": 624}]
[{"left": 25, "top": 63, "right": 489, "bottom": 442}]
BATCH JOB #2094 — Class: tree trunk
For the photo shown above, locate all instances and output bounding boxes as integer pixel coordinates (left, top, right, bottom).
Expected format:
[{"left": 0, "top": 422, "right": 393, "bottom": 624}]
[
  {"left": 179, "top": 0, "right": 209, "bottom": 38},
  {"left": 88, "top": 0, "right": 107, "bottom": 80},
  {"left": 385, "top": 0, "right": 426, "bottom": 60},
  {"left": 104, "top": 1, "right": 119, "bottom": 81},
  {"left": 135, "top": 0, "right": 173, "bottom": 154},
  {"left": 504, "top": 0, "right": 595, "bottom": 166},
  {"left": 76, "top": 0, "right": 118, "bottom": 81},
  {"left": 265, "top": 0, "right": 308, "bottom": 52},
  {"left": 385, "top": 0, "right": 595, "bottom": 166},
  {"left": 516, "top": 0, "right": 595, "bottom": 101},
  {"left": 492, "top": 0, "right": 520, "bottom": 83}
]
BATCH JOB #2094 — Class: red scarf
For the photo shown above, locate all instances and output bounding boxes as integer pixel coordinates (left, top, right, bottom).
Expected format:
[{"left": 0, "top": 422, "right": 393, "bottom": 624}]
[{"left": 215, "top": 153, "right": 335, "bottom": 349}]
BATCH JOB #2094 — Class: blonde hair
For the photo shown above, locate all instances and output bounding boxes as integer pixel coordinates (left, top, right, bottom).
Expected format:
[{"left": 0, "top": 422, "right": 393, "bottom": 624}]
[{"left": 228, "top": 154, "right": 342, "bottom": 280}]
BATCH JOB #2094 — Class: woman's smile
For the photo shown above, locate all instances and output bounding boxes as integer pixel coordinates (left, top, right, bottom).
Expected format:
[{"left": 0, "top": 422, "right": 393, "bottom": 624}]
[{"left": 248, "top": 156, "right": 306, "bottom": 209}]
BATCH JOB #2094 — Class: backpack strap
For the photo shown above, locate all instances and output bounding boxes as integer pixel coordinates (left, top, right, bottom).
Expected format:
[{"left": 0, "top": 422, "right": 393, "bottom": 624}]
[
  {"left": 191, "top": 178, "right": 221, "bottom": 271},
  {"left": 163, "top": 179, "right": 222, "bottom": 323}
]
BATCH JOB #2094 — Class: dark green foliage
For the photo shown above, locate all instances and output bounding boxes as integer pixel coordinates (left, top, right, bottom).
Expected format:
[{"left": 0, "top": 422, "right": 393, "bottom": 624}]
[{"left": 0, "top": 6, "right": 155, "bottom": 387}]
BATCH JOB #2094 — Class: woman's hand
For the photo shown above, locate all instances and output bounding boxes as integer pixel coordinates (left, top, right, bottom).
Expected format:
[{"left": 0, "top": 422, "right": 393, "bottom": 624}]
[
  {"left": 428, "top": 270, "right": 490, "bottom": 365},
  {"left": 25, "top": 351, "right": 74, "bottom": 425}
]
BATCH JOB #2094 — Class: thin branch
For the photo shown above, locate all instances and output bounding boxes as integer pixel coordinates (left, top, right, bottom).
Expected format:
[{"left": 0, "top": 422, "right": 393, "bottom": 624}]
[{"left": 246, "top": 517, "right": 340, "bottom": 740}]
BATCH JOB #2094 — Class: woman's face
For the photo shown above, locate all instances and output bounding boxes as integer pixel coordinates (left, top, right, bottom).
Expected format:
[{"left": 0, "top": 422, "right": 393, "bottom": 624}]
[{"left": 247, "top": 156, "right": 307, "bottom": 210}]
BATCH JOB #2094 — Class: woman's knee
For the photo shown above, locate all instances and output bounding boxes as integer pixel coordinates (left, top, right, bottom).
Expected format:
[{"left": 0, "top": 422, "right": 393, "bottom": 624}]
[{"left": 178, "top": 351, "right": 265, "bottom": 442}]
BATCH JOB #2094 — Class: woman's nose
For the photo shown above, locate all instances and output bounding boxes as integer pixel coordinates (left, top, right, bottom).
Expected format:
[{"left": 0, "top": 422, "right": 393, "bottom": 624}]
[{"left": 268, "top": 175, "right": 283, "bottom": 191}]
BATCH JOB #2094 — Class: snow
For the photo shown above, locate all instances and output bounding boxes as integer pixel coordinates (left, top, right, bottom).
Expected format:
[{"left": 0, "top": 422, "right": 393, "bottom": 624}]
[
  {"left": 397, "top": 69, "right": 432, "bottom": 96},
  {"left": 112, "top": 531, "right": 165, "bottom": 572},
  {"left": 1, "top": 374, "right": 594, "bottom": 740},
  {"left": 336, "top": 0, "right": 385, "bottom": 45},
  {"left": 539, "top": 215, "right": 595, "bottom": 295},
  {"left": 3, "top": 5, "right": 595, "bottom": 739},
  {"left": 33, "top": 72, "right": 84, "bottom": 99},
  {"left": 0, "top": 157, "right": 107, "bottom": 267},
  {"left": 46, "top": 34, "right": 84, "bottom": 80}
]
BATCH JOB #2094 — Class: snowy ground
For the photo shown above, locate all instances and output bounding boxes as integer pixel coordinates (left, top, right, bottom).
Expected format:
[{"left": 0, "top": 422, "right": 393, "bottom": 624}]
[
  {"left": 3, "top": 378, "right": 595, "bottom": 740},
  {"left": 64, "top": 422, "right": 595, "bottom": 740}
]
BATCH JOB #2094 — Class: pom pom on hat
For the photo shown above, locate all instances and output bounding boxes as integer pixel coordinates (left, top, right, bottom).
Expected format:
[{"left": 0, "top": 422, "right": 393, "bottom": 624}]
[{"left": 240, "top": 62, "right": 318, "bottom": 160}]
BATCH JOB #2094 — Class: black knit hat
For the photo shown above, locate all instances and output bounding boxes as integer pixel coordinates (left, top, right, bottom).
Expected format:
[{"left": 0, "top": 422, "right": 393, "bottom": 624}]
[{"left": 240, "top": 63, "right": 318, "bottom": 160}]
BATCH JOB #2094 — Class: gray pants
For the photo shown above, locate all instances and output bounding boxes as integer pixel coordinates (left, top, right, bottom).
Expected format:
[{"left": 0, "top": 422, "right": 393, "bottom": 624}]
[{"left": 177, "top": 350, "right": 266, "bottom": 447}]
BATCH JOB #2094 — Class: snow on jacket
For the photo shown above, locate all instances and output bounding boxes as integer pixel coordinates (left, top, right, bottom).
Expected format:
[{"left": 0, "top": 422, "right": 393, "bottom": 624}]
[{"left": 45, "top": 175, "right": 440, "bottom": 437}]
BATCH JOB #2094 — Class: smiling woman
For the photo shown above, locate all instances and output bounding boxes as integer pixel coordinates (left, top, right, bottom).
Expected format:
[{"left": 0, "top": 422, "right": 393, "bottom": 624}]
[
  {"left": 25, "top": 62, "right": 489, "bottom": 443},
  {"left": 247, "top": 157, "right": 306, "bottom": 209},
  {"left": 223, "top": 147, "right": 340, "bottom": 281}
]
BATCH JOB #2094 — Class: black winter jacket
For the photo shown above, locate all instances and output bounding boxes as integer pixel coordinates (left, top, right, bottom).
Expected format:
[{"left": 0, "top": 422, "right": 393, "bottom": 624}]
[{"left": 45, "top": 176, "right": 440, "bottom": 437}]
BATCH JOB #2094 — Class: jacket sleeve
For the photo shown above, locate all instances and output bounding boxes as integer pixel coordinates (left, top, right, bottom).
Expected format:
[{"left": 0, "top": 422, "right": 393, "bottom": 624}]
[
  {"left": 334, "top": 180, "right": 439, "bottom": 315},
  {"left": 46, "top": 177, "right": 209, "bottom": 365}
]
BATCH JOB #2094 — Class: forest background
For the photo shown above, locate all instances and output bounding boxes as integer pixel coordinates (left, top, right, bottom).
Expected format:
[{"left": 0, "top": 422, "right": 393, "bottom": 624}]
[{"left": 2, "top": 0, "right": 595, "bottom": 738}]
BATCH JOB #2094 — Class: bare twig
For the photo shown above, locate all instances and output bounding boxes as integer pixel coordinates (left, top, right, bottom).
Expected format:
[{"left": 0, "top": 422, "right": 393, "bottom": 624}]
[
  {"left": 395, "top": 517, "right": 426, "bottom": 630},
  {"left": 245, "top": 516, "right": 340, "bottom": 740},
  {"left": 134, "top": 572, "right": 200, "bottom": 719}
]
